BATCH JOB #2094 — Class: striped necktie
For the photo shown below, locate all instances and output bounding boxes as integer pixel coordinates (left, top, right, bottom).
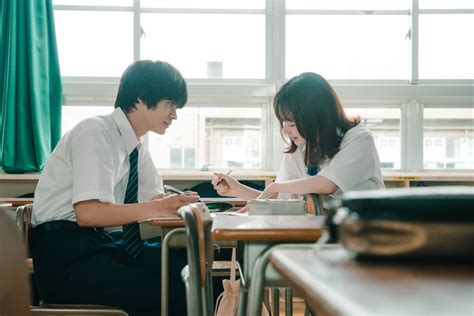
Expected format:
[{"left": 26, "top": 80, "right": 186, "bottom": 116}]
[{"left": 122, "top": 147, "right": 144, "bottom": 258}]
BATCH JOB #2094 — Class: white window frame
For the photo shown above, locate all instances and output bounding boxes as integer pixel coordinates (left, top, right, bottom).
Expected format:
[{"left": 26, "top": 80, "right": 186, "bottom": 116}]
[{"left": 55, "top": 0, "right": 473, "bottom": 172}]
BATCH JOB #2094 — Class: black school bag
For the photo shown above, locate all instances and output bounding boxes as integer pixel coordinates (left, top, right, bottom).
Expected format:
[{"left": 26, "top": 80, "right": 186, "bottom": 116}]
[{"left": 328, "top": 186, "right": 474, "bottom": 258}]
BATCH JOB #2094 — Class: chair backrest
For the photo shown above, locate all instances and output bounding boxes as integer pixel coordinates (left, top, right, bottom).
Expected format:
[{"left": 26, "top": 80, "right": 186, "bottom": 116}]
[
  {"left": 179, "top": 203, "right": 214, "bottom": 316},
  {"left": 30, "top": 307, "right": 128, "bottom": 315},
  {"left": 305, "top": 193, "right": 324, "bottom": 215},
  {"left": 16, "top": 204, "right": 33, "bottom": 246},
  {"left": 0, "top": 207, "right": 31, "bottom": 316}
]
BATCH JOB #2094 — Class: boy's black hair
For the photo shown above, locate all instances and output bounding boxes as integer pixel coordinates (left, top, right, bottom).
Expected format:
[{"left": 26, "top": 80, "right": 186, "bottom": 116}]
[{"left": 114, "top": 60, "right": 187, "bottom": 113}]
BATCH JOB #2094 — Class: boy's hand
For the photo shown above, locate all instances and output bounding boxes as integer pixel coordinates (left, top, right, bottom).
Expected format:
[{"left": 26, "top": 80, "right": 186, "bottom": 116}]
[{"left": 154, "top": 194, "right": 199, "bottom": 216}]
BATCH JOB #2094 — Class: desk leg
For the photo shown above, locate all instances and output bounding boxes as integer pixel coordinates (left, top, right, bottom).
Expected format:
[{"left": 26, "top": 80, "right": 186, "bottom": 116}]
[
  {"left": 285, "top": 288, "right": 293, "bottom": 316},
  {"left": 161, "top": 228, "right": 186, "bottom": 316},
  {"left": 237, "top": 280, "right": 248, "bottom": 316},
  {"left": 248, "top": 244, "right": 308, "bottom": 316}
]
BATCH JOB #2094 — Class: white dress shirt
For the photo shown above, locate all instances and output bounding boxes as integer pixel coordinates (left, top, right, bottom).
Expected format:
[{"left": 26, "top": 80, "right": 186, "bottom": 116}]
[
  {"left": 275, "top": 124, "right": 385, "bottom": 200},
  {"left": 32, "top": 108, "right": 163, "bottom": 227}
]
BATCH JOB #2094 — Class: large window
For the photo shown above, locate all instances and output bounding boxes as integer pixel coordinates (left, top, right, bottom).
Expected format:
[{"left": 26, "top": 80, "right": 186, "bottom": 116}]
[
  {"left": 54, "top": 0, "right": 473, "bottom": 172},
  {"left": 54, "top": 11, "right": 133, "bottom": 77},
  {"left": 418, "top": 14, "right": 473, "bottom": 79},
  {"left": 148, "top": 106, "right": 262, "bottom": 169},
  {"left": 286, "top": 9, "right": 411, "bottom": 79},
  {"left": 346, "top": 108, "right": 401, "bottom": 169},
  {"left": 423, "top": 108, "right": 474, "bottom": 170},
  {"left": 140, "top": 13, "right": 265, "bottom": 79}
]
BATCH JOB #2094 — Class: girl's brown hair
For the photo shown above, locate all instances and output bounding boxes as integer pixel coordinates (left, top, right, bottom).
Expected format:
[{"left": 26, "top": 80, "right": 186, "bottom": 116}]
[{"left": 274, "top": 72, "right": 360, "bottom": 167}]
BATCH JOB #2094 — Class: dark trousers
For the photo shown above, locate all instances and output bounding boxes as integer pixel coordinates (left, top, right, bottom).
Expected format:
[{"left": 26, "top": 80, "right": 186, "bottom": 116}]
[{"left": 31, "top": 221, "right": 187, "bottom": 316}]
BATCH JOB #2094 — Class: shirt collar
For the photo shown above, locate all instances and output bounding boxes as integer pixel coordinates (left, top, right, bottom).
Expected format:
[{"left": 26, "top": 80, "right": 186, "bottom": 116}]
[{"left": 111, "top": 108, "right": 140, "bottom": 155}]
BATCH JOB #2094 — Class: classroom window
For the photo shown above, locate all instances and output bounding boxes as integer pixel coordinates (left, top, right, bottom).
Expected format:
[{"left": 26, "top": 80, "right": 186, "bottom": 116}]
[
  {"left": 169, "top": 148, "right": 196, "bottom": 168},
  {"left": 286, "top": 14, "right": 411, "bottom": 80},
  {"left": 345, "top": 108, "right": 401, "bottom": 169},
  {"left": 419, "top": 0, "right": 474, "bottom": 9},
  {"left": 140, "top": 14, "right": 265, "bottom": 79},
  {"left": 51, "top": 1, "right": 473, "bottom": 172},
  {"left": 61, "top": 106, "right": 112, "bottom": 135},
  {"left": 147, "top": 106, "right": 262, "bottom": 169},
  {"left": 141, "top": 0, "right": 264, "bottom": 9},
  {"left": 418, "top": 14, "right": 473, "bottom": 79},
  {"left": 54, "top": 10, "right": 133, "bottom": 77},
  {"left": 423, "top": 108, "right": 474, "bottom": 169},
  {"left": 286, "top": 0, "right": 410, "bottom": 10},
  {"left": 54, "top": 0, "right": 132, "bottom": 5}
]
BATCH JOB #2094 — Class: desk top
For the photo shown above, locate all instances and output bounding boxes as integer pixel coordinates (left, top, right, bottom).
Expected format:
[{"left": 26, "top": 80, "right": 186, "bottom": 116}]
[
  {"left": 143, "top": 216, "right": 184, "bottom": 227},
  {"left": 0, "top": 198, "right": 33, "bottom": 207},
  {"left": 211, "top": 215, "right": 326, "bottom": 241},
  {"left": 270, "top": 246, "right": 474, "bottom": 316}
]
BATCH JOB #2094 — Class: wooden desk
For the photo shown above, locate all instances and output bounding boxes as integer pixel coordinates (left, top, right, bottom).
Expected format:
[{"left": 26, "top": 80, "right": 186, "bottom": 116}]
[
  {"left": 212, "top": 214, "right": 326, "bottom": 316},
  {"left": 212, "top": 214, "right": 325, "bottom": 242},
  {"left": 0, "top": 198, "right": 33, "bottom": 207},
  {"left": 146, "top": 216, "right": 183, "bottom": 228},
  {"left": 270, "top": 246, "right": 474, "bottom": 316}
]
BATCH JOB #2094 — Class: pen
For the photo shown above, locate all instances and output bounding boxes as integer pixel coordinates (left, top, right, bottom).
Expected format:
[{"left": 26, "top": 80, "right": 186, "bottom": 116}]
[
  {"left": 163, "top": 184, "right": 203, "bottom": 202},
  {"left": 215, "top": 169, "right": 233, "bottom": 186}
]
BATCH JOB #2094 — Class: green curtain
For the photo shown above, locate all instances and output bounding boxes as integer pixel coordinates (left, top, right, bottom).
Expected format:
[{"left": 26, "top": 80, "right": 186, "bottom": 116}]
[{"left": 0, "top": 0, "right": 62, "bottom": 173}]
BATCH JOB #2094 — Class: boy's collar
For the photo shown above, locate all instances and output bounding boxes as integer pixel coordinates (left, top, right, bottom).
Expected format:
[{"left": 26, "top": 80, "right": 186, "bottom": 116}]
[{"left": 111, "top": 108, "right": 140, "bottom": 155}]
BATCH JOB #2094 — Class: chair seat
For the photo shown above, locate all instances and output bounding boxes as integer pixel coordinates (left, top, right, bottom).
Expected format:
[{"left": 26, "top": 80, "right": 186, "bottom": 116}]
[
  {"left": 40, "top": 301, "right": 122, "bottom": 310},
  {"left": 31, "top": 306, "right": 128, "bottom": 315}
]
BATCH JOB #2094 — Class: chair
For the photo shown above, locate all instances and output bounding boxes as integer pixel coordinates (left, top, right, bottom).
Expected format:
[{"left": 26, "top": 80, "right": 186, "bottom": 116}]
[
  {"left": 30, "top": 307, "right": 128, "bottom": 315},
  {"left": 305, "top": 193, "right": 324, "bottom": 215},
  {"left": 0, "top": 207, "right": 30, "bottom": 316},
  {"left": 15, "top": 204, "right": 128, "bottom": 316},
  {"left": 179, "top": 203, "right": 215, "bottom": 316}
]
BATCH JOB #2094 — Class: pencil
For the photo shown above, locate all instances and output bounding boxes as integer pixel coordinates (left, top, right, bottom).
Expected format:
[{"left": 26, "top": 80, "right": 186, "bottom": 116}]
[{"left": 215, "top": 169, "right": 233, "bottom": 186}]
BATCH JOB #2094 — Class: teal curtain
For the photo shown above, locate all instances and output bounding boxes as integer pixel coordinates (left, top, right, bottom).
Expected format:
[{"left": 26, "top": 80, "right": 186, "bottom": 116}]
[{"left": 0, "top": 0, "right": 62, "bottom": 173}]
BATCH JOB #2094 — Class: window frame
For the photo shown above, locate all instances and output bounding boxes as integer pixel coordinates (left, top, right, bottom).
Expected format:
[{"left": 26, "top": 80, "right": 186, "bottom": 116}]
[{"left": 54, "top": 0, "right": 473, "bottom": 172}]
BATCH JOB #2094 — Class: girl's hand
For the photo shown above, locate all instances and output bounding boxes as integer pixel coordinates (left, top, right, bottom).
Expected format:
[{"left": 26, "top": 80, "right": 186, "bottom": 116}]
[
  {"left": 256, "top": 182, "right": 278, "bottom": 200},
  {"left": 212, "top": 172, "right": 242, "bottom": 197},
  {"left": 236, "top": 205, "right": 249, "bottom": 213}
]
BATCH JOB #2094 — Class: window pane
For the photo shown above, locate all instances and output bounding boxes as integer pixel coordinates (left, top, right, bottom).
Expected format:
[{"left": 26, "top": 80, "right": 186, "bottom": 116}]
[
  {"left": 141, "top": 0, "right": 264, "bottom": 9},
  {"left": 53, "top": 0, "right": 132, "bottom": 5},
  {"left": 419, "top": 0, "right": 474, "bottom": 9},
  {"left": 148, "top": 106, "right": 262, "bottom": 169},
  {"left": 345, "top": 108, "right": 401, "bottom": 169},
  {"left": 419, "top": 15, "right": 474, "bottom": 79},
  {"left": 61, "top": 106, "right": 112, "bottom": 135},
  {"left": 424, "top": 108, "right": 474, "bottom": 169},
  {"left": 287, "top": 0, "right": 410, "bottom": 10},
  {"left": 54, "top": 11, "right": 133, "bottom": 76},
  {"left": 184, "top": 148, "right": 196, "bottom": 168},
  {"left": 169, "top": 148, "right": 183, "bottom": 168},
  {"left": 286, "top": 15, "right": 410, "bottom": 79},
  {"left": 141, "top": 14, "right": 265, "bottom": 79}
]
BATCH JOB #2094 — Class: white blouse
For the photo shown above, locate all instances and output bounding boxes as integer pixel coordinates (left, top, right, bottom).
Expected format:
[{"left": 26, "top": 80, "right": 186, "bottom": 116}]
[{"left": 275, "top": 124, "right": 385, "bottom": 200}]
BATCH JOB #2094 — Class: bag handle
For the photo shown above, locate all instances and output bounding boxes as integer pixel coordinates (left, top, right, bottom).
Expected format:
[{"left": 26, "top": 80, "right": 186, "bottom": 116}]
[{"left": 230, "top": 247, "right": 237, "bottom": 282}]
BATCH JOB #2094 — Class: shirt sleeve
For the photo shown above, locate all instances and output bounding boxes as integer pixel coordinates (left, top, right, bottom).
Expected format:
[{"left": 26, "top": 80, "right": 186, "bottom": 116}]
[
  {"left": 70, "top": 128, "right": 116, "bottom": 205},
  {"left": 138, "top": 145, "right": 163, "bottom": 202},
  {"left": 318, "top": 130, "right": 377, "bottom": 193},
  {"left": 275, "top": 149, "right": 307, "bottom": 199}
]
